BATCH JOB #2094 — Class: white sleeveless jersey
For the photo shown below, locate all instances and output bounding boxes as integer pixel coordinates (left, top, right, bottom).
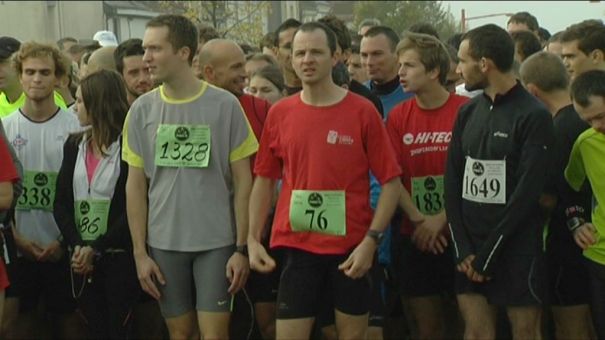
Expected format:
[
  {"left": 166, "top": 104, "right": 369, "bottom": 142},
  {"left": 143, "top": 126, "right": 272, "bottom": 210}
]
[{"left": 2, "top": 108, "right": 80, "bottom": 247}]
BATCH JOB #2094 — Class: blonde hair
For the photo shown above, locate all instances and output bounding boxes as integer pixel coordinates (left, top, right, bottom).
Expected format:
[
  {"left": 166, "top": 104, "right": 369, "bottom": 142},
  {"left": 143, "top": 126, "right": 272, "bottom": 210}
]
[
  {"left": 396, "top": 32, "right": 451, "bottom": 85},
  {"left": 13, "top": 41, "right": 69, "bottom": 79}
]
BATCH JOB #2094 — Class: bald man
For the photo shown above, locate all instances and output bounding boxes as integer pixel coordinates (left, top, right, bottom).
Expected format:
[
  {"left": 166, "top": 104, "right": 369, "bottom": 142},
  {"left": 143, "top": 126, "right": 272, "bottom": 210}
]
[
  {"left": 198, "top": 39, "right": 247, "bottom": 96},
  {"left": 86, "top": 46, "right": 117, "bottom": 75},
  {"left": 198, "top": 39, "right": 269, "bottom": 144},
  {"left": 198, "top": 40, "right": 274, "bottom": 337}
]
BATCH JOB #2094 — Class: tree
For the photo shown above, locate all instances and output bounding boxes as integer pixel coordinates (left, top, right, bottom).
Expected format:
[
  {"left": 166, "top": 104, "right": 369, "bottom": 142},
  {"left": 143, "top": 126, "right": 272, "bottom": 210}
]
[
  {"left": 147, "top": 1, "right": 271, "bottom": 46},
  {"left": 353, "top": 1, "right": 458, "bottom": 40}
]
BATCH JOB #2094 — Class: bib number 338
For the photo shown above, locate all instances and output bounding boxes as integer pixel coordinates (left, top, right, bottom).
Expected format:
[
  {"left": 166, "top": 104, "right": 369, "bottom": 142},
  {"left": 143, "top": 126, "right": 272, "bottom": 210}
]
[
  {"left": 289, "top": 190, "right": 346, "bottom": 236},
  {"left": 462, "top": 156, "right": 506, "bottom": 204}
]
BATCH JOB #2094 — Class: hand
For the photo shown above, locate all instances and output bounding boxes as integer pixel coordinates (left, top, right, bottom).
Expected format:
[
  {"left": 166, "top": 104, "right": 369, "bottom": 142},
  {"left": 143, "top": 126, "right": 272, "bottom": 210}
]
[
  {"left": 14, "top": 233, "right": 44, "bottom": 261},
  {"left": 226, "top": 251, "right": 250, "bottom": 294},
  {"left": 248, "top": 239, "right": 276, "bottom": 273},
  {"left": 37, "top": 240, "right": 64, "bottom": 262},
  {"left": 412, "top": 214, "right": 447, "bottom": 254},
  {"left": 72, "top": 246, "right": 95, "bottom": 274},
  {"left": 574, "top": 223, "right": 597, "bottom": 250},
  {"left": 134, "top": 252, "right": 165, "bottom": 300},
  {"left": 456, "top": 254, "right": 474, "bottom": 273},
  {"left": 460, "top": 255, "right": 491, "bottom": 283},
  {"left": 338, "top": 237, "right": 376, "bottom": 279}
]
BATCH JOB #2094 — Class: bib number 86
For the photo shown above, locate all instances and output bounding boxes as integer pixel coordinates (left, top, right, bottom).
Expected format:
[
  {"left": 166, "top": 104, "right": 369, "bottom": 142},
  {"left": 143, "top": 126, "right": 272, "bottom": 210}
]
[{"left": 79, "top": 216, "right": 100, "bottom": 235}]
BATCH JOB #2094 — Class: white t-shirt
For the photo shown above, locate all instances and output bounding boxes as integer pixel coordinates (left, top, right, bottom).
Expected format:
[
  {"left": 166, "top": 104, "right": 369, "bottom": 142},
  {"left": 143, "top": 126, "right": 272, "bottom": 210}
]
[{"left": 3, "top": 108, "right": 80, "bottom": 246}]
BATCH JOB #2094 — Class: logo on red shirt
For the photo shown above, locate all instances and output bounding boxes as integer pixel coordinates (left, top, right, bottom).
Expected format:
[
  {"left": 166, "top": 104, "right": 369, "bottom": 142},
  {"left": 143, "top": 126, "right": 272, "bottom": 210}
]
[{"left": 326, "top": 130, "right": 354, "bottom": 145}]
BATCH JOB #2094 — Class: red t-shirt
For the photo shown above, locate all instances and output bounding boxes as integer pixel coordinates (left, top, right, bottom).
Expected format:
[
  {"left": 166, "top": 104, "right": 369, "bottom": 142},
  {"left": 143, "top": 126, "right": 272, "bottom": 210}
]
[
  {"left": 0, "top": 137, "right": 18, "bottom": 183},
  {"left": 254, "top": 91, "right": 402, "bottom": 255},
  {"left": 238, "top": 94, "right": 270, "bottom": 172},
  {"left": 386, "top": 93, "right": 468, "bottom": 235}
]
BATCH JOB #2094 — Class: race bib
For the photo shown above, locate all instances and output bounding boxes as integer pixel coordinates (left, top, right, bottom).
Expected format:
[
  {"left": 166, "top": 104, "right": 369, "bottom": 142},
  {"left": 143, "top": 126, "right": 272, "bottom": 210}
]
[
  {"left": 462, "top": 156, "right": 506, "bottom": 204},
  {"left": 75, "top": 200, "right": 110, "bottom": 241},
  {"left": 155, "top": 124, "right": 211, "bottom": 168},
  {"left": 411, "top": 175, "right": 444, "bottom": 215},
  {"left": 289, "top": 190, "right": 346, "bottom": 236},
  {"left": 16, "top": 171, "right": 57, "bottom": 211}
]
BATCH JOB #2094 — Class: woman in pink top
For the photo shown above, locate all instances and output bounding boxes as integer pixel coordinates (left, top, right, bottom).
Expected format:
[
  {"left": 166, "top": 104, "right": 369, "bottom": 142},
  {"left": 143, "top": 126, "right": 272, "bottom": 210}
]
[{"left": 53, "top": 70, "right": 138, "bottom": 339}]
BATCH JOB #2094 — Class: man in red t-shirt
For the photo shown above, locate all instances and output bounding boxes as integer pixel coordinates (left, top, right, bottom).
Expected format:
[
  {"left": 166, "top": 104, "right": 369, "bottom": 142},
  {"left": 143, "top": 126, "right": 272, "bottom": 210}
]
[
  {"left": 0, "top": 133, "right": 18, "bottom": 323},
  {"left": 198, "top": 39, "right": 270, "bottom": 167},
  {"left": 385, "top": 32, "right": 468, "bottom": 339},
  {"left": 0, "top": 135, "right": 17, "bottom": 210},
  {"left": 248, "top": 22, "right": 402, "bottom": 339}
]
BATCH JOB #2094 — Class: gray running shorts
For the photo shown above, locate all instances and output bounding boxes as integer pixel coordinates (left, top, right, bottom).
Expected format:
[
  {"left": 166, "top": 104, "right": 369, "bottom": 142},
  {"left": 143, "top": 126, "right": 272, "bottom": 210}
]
[{"left": 149, "top": 245, "right": 234, "bottom": 318}]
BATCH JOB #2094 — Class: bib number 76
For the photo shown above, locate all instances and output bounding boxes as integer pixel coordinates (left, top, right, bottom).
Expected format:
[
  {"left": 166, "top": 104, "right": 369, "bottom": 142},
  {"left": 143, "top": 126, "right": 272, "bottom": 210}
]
[{"left": 304, "top": 209, "right": 328, "bottom": 230}]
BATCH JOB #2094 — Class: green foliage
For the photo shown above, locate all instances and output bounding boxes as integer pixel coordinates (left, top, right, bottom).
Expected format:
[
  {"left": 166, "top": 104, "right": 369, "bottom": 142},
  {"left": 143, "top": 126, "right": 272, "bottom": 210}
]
[
  {"left": 148, "top": 1, "right": 271, "bottom": 46},
  {"left": 353, "top": 1, "right": 459, "bottom": 40}
]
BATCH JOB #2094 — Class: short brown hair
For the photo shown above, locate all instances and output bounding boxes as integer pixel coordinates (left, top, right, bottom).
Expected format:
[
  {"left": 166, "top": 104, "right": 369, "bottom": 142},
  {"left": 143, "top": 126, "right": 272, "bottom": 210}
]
[
  {"left": 507, "top": 12, "right": 539, "bottom": 32},
  {"left": 397, "top": 32, "right": 450, "bottom": 85},
  {"left": 197, "top": 24, "right": 220, "bottom": 44},
  {"left": 519, "top": 51, "right": 568, "bottom": 92},
  {"left": 13, "top": 41, "right": 69, "bottom": 79},
  {"left": 246, "top": 53, "right": 277, "bottom": 66},
  {"left": 251, "top": 64, "right": 285, "bottom": 93},
  {"left": 146, "top": 14, "right": 198, "bottom": 65},
  {"left": 561, "top": 20, "right": 605, "bottom": 56}
]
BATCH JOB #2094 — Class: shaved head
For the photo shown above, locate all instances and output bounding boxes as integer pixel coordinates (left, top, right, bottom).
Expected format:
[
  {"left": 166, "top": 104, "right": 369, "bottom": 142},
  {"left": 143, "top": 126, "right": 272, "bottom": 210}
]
[
  {"left": 87, "top": 46, "right": 117, "bottom": 74},
  {"left": 198, "top": 39, "right": 247, "bottom": 96},
  {"left": 198, "top": 39, "right": 243, "bottom": 70}
]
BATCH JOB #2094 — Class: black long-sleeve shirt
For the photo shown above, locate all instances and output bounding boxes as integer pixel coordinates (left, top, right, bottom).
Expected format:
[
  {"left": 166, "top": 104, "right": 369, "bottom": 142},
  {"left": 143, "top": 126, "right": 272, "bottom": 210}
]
[
  {"left": 445, "top": 82, "right": 555, "bottom": 275},
  {"left": 545, "top": 105, "right": 592, "bottom": 262},
  {"left": 53, "top": 135, "right": 132, "bottom": 253}
]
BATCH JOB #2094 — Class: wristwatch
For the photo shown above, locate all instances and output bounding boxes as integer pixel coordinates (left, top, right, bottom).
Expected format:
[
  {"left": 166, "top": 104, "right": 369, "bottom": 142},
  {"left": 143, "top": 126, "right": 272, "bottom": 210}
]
[
  {"left": 567, "top": 217, "right": 585, "bottom": 232},
  {"left": 235, "top": 244, "right": 248, "bottom": 257},
  {"left": 366, "top": 230, "right": 384, "bottom": 245}
]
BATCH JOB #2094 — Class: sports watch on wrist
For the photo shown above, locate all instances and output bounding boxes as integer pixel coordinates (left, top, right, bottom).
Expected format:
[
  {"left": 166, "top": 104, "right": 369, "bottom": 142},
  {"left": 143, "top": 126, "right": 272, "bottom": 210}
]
[
  {"left": 235, "top": 244, "right": 248, "bottom": 257},
  {"left": 366, "top": 230, "right": 384, "bottom": 245},
  {"left": 567, "top": 217, "right": 585, "bottom": 232}
]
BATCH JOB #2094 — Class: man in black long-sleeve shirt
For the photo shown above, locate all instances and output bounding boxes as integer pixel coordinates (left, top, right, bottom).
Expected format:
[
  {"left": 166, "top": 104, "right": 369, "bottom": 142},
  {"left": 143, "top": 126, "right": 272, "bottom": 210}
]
[
  {"left": 519, "top": 51, "right": 595, "bottom": 339},
  {"left": 444, "top": 24, "right": 554, "bottom": 339}
]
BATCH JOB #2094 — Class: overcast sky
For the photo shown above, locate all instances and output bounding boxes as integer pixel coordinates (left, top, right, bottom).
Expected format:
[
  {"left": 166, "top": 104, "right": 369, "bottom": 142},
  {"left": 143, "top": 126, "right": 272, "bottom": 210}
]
[{"left": 443, "top": 1, "right": 605, "bottom": 34}]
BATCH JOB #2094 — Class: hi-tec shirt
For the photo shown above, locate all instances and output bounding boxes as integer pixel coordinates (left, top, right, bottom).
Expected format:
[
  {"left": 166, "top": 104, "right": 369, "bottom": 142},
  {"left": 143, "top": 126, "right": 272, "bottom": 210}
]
[
  {"left": 122, "top": 82, "right": 258, "bottom": 252},
  {"left": 2, "top": 108, "right": 79, "bottom": 246},
  {"left": 445, "top": 82, "right": 555, "bottom": 275},
  {"left": 254, "top": 91, "right": 401, "bottom": 255},
  {"left": 0, "top": 91, "right": 67, "bottom": 118},
  {"left": 565, "top": 128, "right": 605, "bottom": 265},
  {"left": 387, "top": 94, "right": 469, "bottom": 235}
]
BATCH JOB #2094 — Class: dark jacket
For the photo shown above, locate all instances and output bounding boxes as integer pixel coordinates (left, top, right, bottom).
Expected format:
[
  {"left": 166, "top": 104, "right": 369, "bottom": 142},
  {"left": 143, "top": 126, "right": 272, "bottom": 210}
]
[{"left": 53, "top": 134, "right": 132, "bottom": 253}]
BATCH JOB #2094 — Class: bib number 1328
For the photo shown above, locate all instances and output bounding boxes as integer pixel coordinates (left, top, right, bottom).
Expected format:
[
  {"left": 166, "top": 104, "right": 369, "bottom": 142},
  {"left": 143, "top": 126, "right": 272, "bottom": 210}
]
[{"left": 155, "top": 124, "right": 211, "bottom": 168}]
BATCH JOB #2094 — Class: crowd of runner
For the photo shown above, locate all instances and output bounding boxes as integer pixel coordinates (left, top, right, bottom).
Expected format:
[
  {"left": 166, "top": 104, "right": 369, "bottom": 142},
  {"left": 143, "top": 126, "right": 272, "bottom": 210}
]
[{"left": 0, "top": 9, "right": 604, "bottom": 340}]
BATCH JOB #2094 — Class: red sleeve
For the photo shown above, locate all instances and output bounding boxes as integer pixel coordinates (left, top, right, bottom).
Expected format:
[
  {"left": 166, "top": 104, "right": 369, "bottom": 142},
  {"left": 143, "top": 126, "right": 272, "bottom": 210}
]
[
  {"left": 385, "top": 106, "right": 404, "bottom": 168},
  {"left": 0, "top": 137, "right": 18, "bottom": 183},
  {"left": 253, "top": 107, "right": 282, "bottom": 179},
  {"left": 364, "top": 105, "right": 402, "bottom": 184}
]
